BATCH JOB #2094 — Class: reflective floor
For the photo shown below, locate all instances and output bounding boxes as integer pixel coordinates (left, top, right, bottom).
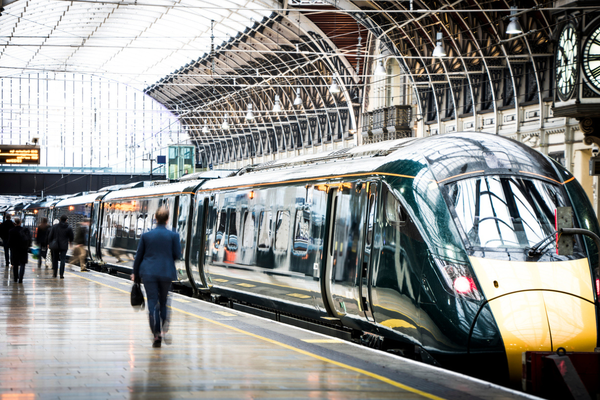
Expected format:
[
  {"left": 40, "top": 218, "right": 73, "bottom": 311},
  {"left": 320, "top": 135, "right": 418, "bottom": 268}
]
[{"left": 0, "top": 257, "right": 537, "bottom": 400}]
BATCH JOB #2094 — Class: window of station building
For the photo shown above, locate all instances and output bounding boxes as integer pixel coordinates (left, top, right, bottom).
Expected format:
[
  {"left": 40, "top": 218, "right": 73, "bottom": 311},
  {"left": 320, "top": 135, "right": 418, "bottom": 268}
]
[
  {"left": 241, "top": 210, "right": 255, "bottom": 249},
  {"left": 293, "top": 209, "right": 310, "bottom": 253},
  {"left": 215, "top": 209, "right": 227, "bottom": 248},
  {"left": 274, "top": 210, "right": 290, "bottom": 252},
  {"left": 549, "top": 151, "right": 565, "bottom": 167},
  {"left": 257, "top": 211, "right": 272, "bottom": 250}
]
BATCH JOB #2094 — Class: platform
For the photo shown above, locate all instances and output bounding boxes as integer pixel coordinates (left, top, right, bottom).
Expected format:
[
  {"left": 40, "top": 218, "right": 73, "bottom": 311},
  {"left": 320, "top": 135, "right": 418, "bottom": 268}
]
[{"left": 0, "top": 256, "right": 541, "bottom": 400}]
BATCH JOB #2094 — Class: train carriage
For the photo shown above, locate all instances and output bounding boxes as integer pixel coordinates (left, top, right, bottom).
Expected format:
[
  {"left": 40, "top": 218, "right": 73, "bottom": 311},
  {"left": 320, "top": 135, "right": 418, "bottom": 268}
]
[{"left": 187, "top": 132, "right": 599, "bottom": 385}]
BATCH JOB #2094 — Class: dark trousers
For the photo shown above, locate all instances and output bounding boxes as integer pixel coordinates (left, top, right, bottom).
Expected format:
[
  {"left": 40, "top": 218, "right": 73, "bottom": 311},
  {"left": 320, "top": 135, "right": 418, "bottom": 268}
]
[
  {"left": 143, "top": 277, "right": 172, "bottom": 337},
  {"left": 3, "top": 243, "right": 9, "bottom": 266},
  {"left": 37, "top": 248, "right": 47, "bottom": 268},
  {"left": 51, "top": 249, "right": 67, "bottom": 277},
  {"left": 12, "top": 260, "right": 25, "bottom": 282}
]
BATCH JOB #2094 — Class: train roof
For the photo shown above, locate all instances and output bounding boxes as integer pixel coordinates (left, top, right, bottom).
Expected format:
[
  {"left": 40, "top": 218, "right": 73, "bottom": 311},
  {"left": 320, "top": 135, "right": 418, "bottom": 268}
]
[
  {"left": 102, "top": 180, "right": 203, "bottom": 201},
  {"left": 53, "top": 192, "right": 109, "bottom": 208},
  {"left": 178, "top": 170, "right": 236, "bottom": 181},
  {"left": 199, "top": 133, "right": 564, "bottom": 191}
]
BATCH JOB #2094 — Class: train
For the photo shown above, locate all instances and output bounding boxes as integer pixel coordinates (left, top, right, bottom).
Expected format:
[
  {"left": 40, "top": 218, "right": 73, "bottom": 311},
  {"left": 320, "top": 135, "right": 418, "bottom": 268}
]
[{"left": 7, "top": 132, "right": 600, "bottom": 386}]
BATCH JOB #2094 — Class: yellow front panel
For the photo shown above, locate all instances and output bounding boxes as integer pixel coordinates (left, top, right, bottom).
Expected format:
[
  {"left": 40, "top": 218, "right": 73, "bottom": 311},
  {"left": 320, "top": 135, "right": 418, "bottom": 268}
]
[
  {"left": 469, "top": 257, "right": 594, "bottom": 302},
  {"left": 485, "top": 291, "right": 552, "bottom": 382},
  {"left": 543, "top": 292, "right": 597, "bottom": 352}
]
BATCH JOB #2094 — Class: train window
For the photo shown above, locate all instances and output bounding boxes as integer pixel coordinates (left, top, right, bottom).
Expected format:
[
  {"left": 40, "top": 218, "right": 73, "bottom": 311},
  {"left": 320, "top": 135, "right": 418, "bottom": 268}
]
[
  {"left": 136, "top": 215, "right": 144, "bottom": 238},
  {"left": 385, "top": 191, "right": 406, "bottom": 226},
  {"left": 129, "top": 213, "right": 136, "bottom": 239},
  {"left": 227, "top": 209, "right": 238, "bottom": 252},
  {"left": 116, "top": 214, "right": 123, "bottom": 238},
  {"left": 146, "top": 213, "right": 154, "bottom": 232},
  {"left": 258, "top": 211, "right": 272, "bottom": 250},
  {"left": 241, "top": 210, "right": 255, "bottom": 248},
  {"left": 123, "top": 214, "right": 130, "bottom": 238},
  {"left": 366, "top": 193, "right": 376, "bottom": 246},
  {"left": 293, "top": 209, "right": 310, "bottom": 253},
  {"left": 215, "top": 210, "right": 226, "bottom": 248},
  {"left": 275, "top": 210, "right": 290, "bottom": 252}
]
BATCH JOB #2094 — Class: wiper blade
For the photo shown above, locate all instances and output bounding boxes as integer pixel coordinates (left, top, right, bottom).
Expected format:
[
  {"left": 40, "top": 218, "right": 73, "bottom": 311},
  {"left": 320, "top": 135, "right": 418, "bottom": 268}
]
[{"left": 528, "top": 231, "right": 557, "bottom": 257}]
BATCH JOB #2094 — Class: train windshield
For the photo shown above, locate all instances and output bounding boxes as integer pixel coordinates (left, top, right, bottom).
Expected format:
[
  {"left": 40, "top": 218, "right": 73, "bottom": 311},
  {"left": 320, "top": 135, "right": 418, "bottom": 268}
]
[{"left": 445, "top": 175, "right": 575, "bottom": 252}]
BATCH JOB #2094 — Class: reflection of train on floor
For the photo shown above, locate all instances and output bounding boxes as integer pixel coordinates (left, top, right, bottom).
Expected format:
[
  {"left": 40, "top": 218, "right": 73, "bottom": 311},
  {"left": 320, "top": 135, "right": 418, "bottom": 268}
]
[{"left": 8, "top": 133, "right": 600, "bottom": 385}]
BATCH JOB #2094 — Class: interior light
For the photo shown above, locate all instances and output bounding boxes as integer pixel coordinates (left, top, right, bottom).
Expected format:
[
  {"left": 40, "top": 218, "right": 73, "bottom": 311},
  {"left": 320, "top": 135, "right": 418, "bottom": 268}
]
[
  {"left": 329, "top": 78, "right": 340, "bottom": 94},
  {"left": 249, "top": 191, "right": 255, "bottom": 200},
  {"left": 432, "top": 32, "right": 446, "bottom": 57},
  {"left": 34, "top": 209, "right": 38, "bottom": 214},
  {"left": 293, "top": 88, "right": 302, "bottom": 106},
  {"left": 69, "top": 206, "right": 74, "bottom": 211},
  {"left": 596, "top": 278, "right": 600, "bottom": 298},
  {"left": 245, "top": 103, "right": 254, "bottom": 121},
  {"left": 374, "top": 60, "right": 386, "bottom": 76},
  {"left": 506, "top": 6, "right": 522, "bottom": 35},
  {"left": 272, "top": 95, "right": 282, "bottom": 112},
  {"left": 453, "top": 276, "right": 474, "bottom": 294}
]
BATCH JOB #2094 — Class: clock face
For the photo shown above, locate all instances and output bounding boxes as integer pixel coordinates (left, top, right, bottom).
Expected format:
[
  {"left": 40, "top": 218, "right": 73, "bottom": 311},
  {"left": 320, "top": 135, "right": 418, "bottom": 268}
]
[
  {"left": 583, "top": 25, "right": 600, "bottom": 93},
  {"left": 556, "top": 24, "right": 578, "bottom": 101}
]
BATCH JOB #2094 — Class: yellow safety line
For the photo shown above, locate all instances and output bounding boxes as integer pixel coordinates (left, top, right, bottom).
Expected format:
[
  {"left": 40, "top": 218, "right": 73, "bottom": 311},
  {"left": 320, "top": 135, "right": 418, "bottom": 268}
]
[{"left": 69, "top": 271, "right": 445, "bottom": 400}]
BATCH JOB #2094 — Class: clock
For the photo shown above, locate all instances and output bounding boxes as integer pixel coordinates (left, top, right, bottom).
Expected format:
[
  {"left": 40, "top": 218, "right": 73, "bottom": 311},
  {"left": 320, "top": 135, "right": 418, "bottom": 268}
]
[
  {"left": 583, "top": 25, "right": 600, "bottom": 93},
  {"left": 556, "top": 23, "right": 578, "bottom": 101}
]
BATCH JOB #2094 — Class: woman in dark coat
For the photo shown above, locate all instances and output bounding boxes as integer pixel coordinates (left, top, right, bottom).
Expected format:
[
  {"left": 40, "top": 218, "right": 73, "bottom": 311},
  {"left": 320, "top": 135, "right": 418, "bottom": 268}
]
[{"left": 36, "top": 217, "right": 50, "bottom": 268}]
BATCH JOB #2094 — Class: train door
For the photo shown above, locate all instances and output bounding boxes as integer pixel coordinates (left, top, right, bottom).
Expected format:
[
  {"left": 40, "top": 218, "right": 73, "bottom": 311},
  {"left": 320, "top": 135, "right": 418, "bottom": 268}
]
[
  {"left": 322, "top": 183, "right": 365, "bottom": 318},
  {"left": 190, "top": 196, "right": 210, "bottom": 290},
  {"left": 89, "top": 199, "right": 102, "bottom": 261},
  {"left": 359, "top": 182, "right": 378, "bottom": 322}
]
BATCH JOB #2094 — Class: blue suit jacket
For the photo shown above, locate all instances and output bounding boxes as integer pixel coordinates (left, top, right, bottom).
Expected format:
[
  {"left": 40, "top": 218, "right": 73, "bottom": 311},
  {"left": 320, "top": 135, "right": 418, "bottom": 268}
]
[{"left": 133, "top": 224, "right": 181, "bottom": 281}]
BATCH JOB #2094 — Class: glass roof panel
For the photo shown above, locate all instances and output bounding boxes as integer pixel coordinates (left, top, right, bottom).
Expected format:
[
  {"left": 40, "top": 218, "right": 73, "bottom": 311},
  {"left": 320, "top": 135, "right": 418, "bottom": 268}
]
[{"left": 0, "top": 0, "right": 274, "bottom": 88}]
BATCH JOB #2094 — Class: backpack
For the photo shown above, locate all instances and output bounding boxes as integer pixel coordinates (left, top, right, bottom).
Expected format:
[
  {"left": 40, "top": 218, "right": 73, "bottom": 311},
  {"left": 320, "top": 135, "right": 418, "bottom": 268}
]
[{"left": 20, "top": 228, "right": 31, "bottom": 249}]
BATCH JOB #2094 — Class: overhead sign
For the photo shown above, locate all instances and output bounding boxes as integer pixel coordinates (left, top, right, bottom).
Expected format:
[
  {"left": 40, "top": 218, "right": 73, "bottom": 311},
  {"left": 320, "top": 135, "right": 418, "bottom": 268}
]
[{"left": 0, "top": 145, "right": 40, "bottom": 164}]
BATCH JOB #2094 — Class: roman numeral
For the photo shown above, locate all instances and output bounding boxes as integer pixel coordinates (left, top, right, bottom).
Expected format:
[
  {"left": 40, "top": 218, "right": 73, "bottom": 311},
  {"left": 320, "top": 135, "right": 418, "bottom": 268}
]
[{"left": 592, "top": 65, "right": 600, "bottom": 78}]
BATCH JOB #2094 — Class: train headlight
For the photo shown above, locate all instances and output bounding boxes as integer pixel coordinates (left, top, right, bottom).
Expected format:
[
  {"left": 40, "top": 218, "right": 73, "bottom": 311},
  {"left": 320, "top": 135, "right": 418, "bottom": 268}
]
[{"left": 433, "top": 257, "right": 482, "bottom": 301}]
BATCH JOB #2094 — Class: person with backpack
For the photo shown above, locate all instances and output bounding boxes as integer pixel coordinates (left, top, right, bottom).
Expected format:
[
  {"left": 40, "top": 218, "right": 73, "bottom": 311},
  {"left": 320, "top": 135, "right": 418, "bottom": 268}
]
[
  {"left": 0, "top": 214, "right": 15, "bottom": 267},
  {"left": 8, "top": 217, "right": 32, "bottom": 283},
  {"left": 36, "top": 218, "right": 50, "bottom": 269},
  {"left": 47, "top": 215, "right": 74, "bottom": 279}
]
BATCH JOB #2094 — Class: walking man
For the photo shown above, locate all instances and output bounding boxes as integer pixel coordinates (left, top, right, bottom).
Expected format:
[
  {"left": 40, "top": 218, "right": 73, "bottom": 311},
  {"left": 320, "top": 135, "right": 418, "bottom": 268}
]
[
  {"left": 8, "top": 217, "right": 31, "bottom": 283},
  {"left": 48, "top": 215, "right": 74, "bottom": 279},
  {"left": 0, "top": 214, "right": 15, "bottom": 267},
  {"left": 70, "top": 219, "right": 89, "bottom": 271}
]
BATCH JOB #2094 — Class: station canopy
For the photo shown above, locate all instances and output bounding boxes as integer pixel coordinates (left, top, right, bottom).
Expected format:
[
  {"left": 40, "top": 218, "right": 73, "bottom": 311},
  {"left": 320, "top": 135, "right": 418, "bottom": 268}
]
[{"left": 0, "top": 0, "right": 275, "bottom": 89}]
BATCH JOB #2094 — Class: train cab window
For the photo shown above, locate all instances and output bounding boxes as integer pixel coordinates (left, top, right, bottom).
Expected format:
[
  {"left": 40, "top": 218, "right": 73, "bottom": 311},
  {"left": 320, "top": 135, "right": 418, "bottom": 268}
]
[
  {"left": 366, "top": 193, "right": 376, "bottom": 246},
  {"left": 274, "top": 210, "right": 290, "bottom": 252},
  {"left": 241, "top": 210, "right": 255, "bottom": 248},
  {"left": 136, "top": 215, "right": 144, "bottom": 238},
  {"left": 215, "top": 210, "right": 226, "bottom": 248},
  {"left": 227, "top": 209, "right": 238, "bottom": 251},
  {"left": 258, "top": 211, "right": 272, "bottom": 250},
  {"left": 293, "top": 209, "right": 310, "bottom": 253},
  {"left": 385, "top": 191, "right": 406, "bottom": 226}
]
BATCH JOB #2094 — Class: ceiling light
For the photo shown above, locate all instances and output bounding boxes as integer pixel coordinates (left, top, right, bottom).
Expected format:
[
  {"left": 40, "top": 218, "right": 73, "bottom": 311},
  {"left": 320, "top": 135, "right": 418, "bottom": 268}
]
[
  {"left": 374, "top": 60, "right": 386, "bottom": 75},
  {"left": 202, "top": 119, "right": 209, "bottom": 134},
  {"left": 432, "top": 32, "right": 446, "bottom": 57},
  {"left": 506, "top": 6, "right": 522, "bottom": 35},
  {"left": 293, "top": 89, "right": 302, "bottom": 106},
  {"left": 245, "top": 103, "right": 254, "bottom": 120},
  {"left": 329, "top": 78, "right": 340, "bottom": 94},
  {"left": 273, "top": 95, "right": 281, "bottom": 112},
  {"left": 222, "top": 114, "right": 230, "bottom": 130}
]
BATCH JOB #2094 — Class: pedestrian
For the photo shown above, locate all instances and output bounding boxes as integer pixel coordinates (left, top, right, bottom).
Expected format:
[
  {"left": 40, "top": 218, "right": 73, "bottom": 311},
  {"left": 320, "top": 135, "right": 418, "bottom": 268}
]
[
  {"left": 70, "top": 219, "right": 89, "bottom": 271},
  {"left": 131, "top": 206, "right": 181, "bottom": 348},
  {"left": 47, "top": 215, "right": 74, "bottom": 279},
  {"left": 36, "top": 217, "right": 50, "bottom": 269},
  {"left": 8, "top": 217, "right": 31, "bottom": 283},
  {"left": 0, "top": 214, "right": 15, "bottom": 267}
]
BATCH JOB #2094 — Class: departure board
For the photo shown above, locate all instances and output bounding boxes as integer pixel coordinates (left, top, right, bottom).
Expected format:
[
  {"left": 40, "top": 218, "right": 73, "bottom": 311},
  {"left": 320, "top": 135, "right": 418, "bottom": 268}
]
[{"left": 0, "top": 145, "right": 40, "bottom": 164}]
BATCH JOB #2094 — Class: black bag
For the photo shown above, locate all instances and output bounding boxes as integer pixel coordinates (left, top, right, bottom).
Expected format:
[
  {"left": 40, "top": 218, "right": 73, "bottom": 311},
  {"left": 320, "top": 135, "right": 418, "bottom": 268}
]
[
  {"left": 130, "top": 282, "right": 145, "bottom": 310},
  {"left": 49, "top": 238, "right": 59, "bottom": 251}
]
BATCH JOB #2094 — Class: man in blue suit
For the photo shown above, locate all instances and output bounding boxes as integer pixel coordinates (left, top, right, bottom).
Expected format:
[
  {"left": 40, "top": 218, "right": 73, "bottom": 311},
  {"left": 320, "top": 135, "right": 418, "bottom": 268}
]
[{"left": 131, "top": 206, "right": 181, "bottom": 348}]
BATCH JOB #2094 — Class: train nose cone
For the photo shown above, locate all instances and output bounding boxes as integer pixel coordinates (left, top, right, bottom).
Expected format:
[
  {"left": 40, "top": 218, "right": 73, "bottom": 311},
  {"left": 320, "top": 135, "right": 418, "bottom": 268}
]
[
  {"left": 484, "top": 291, "right": 596, "bottom": 382},
  {"left": 469, "top": 257, "right": 597, "bottom": 383}
]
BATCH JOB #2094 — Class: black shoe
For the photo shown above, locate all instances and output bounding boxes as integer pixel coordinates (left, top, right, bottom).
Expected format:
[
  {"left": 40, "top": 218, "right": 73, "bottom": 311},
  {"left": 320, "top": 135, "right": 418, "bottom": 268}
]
[
  {"left": 152, "top": 338, "right": 162, "bottom": 348},
  {"left": 13, "top": 279, "right": 17, "bottom": 283},
  {"left": 18, "top": 279, "right": 22, "bottom": 283},
  {"left": 60, "top": 276, "right": 64, "bottom": 279},
  {"left": 53, "top": 274, "right": 57, "bottom": 278}
]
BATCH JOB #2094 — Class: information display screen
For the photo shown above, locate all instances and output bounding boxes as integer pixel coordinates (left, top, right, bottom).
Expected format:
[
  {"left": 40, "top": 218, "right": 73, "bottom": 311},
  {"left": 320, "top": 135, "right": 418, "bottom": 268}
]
[{"left": 0, "top": 145, "right": 40, "bottom": 164}]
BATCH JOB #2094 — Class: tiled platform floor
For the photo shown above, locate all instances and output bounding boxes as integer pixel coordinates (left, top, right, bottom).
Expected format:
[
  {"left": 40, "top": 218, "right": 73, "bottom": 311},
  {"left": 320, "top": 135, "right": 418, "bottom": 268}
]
[{"left": 0, "top": 256, "right": 540, "bottom": 400}]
